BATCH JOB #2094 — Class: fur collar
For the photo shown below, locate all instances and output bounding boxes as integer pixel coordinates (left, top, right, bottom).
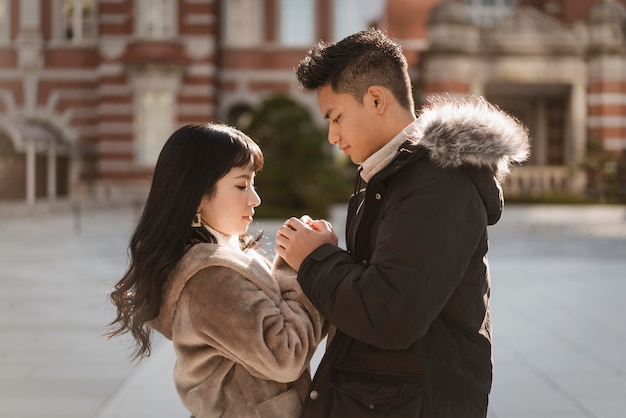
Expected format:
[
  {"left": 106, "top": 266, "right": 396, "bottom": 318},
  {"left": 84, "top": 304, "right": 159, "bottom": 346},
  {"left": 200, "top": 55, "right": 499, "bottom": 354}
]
[
  {"left": 415, "top": 95, "right": 530, "bottom": 180},
  {"left": 149, "top": 243, "right": 274, "bottom": 340}
]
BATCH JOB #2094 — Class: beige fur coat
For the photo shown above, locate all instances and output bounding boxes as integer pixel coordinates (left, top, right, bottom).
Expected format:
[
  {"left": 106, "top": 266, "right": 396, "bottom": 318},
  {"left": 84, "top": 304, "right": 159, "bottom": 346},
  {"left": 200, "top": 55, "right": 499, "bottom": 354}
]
[{"left": 149, "top": 243, "right": 326, "bottom": 418}]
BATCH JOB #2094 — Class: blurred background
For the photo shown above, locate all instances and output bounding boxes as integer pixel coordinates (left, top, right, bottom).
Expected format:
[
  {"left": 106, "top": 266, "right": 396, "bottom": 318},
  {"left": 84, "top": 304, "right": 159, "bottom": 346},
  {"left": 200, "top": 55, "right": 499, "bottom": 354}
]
[
  {"left": 0, "top": 0, "right": 625, "bottom": 216},
  {"left": 1, "top": 1, "right": 626, "bottom": 418}
]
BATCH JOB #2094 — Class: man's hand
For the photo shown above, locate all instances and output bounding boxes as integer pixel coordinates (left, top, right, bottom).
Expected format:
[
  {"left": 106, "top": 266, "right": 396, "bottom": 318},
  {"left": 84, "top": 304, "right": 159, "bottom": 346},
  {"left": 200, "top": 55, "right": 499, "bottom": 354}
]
[{"left": 275, "top": 215, "right": 338, "bottom": 271}]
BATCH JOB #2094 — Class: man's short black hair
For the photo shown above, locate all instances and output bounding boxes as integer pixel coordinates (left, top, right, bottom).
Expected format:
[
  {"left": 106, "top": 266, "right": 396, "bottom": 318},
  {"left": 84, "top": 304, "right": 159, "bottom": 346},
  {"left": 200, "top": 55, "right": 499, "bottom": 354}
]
[{"left": 295, "top": 28, "right": 414, "bottom": 110}]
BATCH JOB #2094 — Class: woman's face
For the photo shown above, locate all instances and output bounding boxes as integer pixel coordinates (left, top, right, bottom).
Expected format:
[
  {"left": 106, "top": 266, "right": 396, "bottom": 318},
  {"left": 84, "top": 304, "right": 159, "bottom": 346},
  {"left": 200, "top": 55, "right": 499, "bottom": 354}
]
[{"left": 200, "top": 165, "right": 261, "bottom": 237}]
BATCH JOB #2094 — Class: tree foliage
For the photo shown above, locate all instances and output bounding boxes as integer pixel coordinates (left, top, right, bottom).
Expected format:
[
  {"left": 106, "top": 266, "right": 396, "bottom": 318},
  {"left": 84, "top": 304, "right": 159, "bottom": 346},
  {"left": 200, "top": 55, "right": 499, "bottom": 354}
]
[
  {"left": 581, "top": 138, "right": 626, "bottom": 203},
  {"left": 243, "top": 95, "right": 353, "bottom": 218}
]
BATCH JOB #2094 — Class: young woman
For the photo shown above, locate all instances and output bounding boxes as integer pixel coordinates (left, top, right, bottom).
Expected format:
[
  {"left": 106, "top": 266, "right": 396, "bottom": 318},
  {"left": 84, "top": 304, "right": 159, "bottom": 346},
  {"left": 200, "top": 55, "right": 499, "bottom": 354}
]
[{"left": 107, "top": 123, "right": 326, "bottom": 418}]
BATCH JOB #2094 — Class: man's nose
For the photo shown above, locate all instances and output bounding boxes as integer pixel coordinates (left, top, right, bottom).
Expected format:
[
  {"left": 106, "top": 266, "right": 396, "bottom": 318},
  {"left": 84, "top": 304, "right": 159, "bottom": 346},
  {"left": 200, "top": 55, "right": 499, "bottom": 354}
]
[{"left": 328, "top": 127, "right": 340, "bottom": 144}]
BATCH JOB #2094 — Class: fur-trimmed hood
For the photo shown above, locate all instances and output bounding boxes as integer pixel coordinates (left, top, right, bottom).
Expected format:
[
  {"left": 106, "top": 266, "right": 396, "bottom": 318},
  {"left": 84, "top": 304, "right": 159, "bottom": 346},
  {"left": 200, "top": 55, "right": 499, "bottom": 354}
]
[
  {"left": 409, "top": 95, "right": 530, "bottom": 224},
  {"left": 149, "top": 244, "right": 326, "bottom": 417},
  {"left": 415, "top": 95, "right": 530, "bottom": 181}
]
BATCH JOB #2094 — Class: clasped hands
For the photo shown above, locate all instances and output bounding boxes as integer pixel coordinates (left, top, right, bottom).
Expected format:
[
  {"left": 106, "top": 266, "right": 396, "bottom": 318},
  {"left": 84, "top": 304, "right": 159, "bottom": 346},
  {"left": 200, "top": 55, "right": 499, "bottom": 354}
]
[{"left": 275, "top": 215, "right": 338, "bottom": 272}]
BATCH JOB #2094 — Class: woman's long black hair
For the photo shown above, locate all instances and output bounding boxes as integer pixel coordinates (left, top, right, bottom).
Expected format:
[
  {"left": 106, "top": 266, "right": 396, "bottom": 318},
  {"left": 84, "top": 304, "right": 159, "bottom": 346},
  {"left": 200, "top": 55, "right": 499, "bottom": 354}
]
[{"left": 106, "top": 123, "right": 264, "bottom": 361}]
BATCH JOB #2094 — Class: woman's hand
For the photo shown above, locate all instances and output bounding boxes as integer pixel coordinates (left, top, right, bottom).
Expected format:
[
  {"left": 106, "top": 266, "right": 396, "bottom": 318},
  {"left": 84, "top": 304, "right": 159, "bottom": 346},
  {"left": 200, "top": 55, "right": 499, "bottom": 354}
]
[{"left": 275, "top": 216, "right": 338, "bottom": 271}]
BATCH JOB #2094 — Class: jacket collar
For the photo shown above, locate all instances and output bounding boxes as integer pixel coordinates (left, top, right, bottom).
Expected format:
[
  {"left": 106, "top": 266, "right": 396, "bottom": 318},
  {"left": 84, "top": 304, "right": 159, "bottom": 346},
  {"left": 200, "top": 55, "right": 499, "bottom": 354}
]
[
  {"left": 360, "top": 119, "right": 420, "bottom": 183},
  {"left": 203, "top": 224, "right": 242, "bottom": 252}
]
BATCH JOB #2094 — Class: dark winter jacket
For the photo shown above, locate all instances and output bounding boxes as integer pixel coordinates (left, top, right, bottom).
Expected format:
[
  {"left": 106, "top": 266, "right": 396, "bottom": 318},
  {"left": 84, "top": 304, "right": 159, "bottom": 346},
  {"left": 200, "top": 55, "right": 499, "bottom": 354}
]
[{"left": 297, "top": 96, "right": 530, "bottom": 418}]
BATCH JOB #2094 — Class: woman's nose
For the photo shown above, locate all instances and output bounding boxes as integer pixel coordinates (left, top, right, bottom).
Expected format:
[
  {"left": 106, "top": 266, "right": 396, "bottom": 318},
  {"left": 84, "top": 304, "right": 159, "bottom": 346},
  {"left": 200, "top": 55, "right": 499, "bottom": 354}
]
[{"left": 250, "top": 188, "right": 261, "bottom": 207}]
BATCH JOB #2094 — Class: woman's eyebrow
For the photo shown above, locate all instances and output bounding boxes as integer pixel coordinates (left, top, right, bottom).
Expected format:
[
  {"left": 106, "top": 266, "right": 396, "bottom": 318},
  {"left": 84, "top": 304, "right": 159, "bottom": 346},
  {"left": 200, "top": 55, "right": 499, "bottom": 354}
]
[{"left": 233, "top": 173, "right": 254, "bottom": 180}]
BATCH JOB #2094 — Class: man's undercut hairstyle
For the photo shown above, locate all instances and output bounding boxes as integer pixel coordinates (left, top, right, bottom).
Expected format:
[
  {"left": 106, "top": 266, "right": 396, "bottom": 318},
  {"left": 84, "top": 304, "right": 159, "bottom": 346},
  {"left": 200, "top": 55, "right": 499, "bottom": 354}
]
[{"left": 295, "top": 28, "right": 414, "bottom": 111}]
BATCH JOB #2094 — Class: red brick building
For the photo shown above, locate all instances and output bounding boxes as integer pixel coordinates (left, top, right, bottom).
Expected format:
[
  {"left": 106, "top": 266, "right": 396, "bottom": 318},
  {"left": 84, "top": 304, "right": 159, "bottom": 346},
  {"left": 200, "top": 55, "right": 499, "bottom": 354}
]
[{"left": 0, "top": 0, "right": 624, "bottom": 204}]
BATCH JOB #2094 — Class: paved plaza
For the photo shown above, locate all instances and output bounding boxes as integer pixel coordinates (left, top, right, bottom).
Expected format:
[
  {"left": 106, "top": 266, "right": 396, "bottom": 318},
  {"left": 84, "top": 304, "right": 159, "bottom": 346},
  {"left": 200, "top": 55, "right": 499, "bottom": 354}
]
[{"left": 0, "top": 202, "right": 625, "bottom": 417}]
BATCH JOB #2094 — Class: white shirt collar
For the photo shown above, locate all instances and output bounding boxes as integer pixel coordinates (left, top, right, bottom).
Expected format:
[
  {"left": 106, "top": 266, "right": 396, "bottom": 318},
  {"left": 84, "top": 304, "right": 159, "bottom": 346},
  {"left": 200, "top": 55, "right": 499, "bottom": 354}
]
[
  {"left": 203, "top": 224, "right": 242, "bottom": 252},
  {"left": 360, "top": 119, "right": 420, "bottom": 183}
]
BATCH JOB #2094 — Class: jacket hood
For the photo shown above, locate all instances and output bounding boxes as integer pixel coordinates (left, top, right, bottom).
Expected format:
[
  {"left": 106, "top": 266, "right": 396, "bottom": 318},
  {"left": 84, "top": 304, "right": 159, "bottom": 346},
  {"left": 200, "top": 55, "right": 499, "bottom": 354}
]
[
  {"left": 414, "top": 95, "right": 530, "bottom": 224},
  {"left": 149, "top": 243, "right": 273, "bottom": 340},
  {"left": 415, "top": 95, "right": 530, "bottom": 179}
]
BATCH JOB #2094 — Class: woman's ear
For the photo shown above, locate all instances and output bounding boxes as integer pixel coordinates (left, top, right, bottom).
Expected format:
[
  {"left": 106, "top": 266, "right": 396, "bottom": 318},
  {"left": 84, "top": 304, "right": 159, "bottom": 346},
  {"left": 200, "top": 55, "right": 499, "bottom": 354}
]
[{"left": 198, "top": 195, "right": 210, "bottom": 217}]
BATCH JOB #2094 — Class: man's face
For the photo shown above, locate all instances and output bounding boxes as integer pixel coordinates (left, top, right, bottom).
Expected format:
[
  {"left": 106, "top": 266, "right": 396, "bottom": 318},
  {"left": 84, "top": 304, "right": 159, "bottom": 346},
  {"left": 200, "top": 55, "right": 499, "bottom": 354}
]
[{"left": 317, "top": 84, "right": 385, "bottom": 164}]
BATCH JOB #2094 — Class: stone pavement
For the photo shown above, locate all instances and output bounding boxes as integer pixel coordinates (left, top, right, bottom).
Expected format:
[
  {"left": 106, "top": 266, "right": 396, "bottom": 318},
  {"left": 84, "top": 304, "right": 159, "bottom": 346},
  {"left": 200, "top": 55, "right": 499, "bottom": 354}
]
[{"left": 0, "top": 202, "right": 625, "bottom": 417}]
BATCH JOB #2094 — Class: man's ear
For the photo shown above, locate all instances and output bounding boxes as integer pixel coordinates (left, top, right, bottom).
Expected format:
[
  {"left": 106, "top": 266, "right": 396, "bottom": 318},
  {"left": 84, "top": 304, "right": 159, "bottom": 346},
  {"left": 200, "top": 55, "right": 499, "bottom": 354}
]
[{"left": 366, "top": 85, "right": 386, "bottom": 114}]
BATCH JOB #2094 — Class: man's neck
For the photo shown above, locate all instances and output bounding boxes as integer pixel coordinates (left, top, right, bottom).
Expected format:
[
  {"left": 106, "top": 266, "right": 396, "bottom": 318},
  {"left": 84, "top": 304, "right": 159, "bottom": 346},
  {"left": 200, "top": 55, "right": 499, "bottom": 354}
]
[{"left": 360, "top": 118, "right": 419, "bottom": 182}]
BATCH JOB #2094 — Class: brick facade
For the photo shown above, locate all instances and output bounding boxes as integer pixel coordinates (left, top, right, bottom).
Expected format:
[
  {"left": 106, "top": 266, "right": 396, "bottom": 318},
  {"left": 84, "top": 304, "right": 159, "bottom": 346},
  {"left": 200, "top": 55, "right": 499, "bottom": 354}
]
[{"left": 0, "top": 0, "right": 624, "bottom": 203}]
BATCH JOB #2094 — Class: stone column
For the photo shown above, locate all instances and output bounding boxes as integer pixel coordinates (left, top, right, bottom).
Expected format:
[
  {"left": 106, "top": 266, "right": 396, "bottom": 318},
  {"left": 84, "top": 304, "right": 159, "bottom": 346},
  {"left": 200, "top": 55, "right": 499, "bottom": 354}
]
[
  {"left": 47, "top": 144, "right": 57, "bottom": 201},
  {"left": 569, "top": 82, "right": 587, "bottom": 165},
  {"left": 533, "top": 100, "right": 548, "bottom": 166},
  {"left": 26, "top": 141, "right": 36, "bottom": 206},
  {"left": 17, "top": 0, "right": 42, "bottom": 205}
]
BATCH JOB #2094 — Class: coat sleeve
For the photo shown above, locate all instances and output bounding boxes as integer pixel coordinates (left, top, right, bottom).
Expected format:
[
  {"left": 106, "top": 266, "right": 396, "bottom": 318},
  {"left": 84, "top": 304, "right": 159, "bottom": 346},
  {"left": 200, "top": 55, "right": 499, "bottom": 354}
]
[
  {"left": 298, "top": 165, "right": 488, "bottom": 350},
  {"left": 272, "top": 255, "right": 328, "bottom": 335},
  {"left": 173, "top": 263, "right": 325, "bottom": 383}
]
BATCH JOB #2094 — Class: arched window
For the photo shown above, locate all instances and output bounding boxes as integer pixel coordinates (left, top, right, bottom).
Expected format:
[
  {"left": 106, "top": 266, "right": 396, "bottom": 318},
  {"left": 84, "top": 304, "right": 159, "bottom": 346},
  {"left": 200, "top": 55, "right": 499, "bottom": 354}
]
[
  {"left": 1, "top": 118, "right": 73, "bottom": 203},
  {"left": 0, "top": 132, "right": 21, "bottom": 199}
]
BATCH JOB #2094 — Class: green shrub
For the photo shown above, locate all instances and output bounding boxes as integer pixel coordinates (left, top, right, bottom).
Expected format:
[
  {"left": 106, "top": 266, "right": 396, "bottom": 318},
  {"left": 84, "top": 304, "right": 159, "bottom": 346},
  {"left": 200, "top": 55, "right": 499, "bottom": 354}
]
[{"left": 243, "top": 95, "right": 353, "bottom": 219}]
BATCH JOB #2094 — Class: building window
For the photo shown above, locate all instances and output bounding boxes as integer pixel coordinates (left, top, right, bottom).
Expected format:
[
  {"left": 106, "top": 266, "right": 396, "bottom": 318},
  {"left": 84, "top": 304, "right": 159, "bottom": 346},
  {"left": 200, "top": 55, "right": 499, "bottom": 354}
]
[
  {"left": 61, "top": 0, "right": 96, "bottom": 42},
  {"left": 279, "top": 0, "right": 314, "bottom": 46},
  {"left": 465, "top": 0, "right": 517, "bottom": 27},
  {"left": 223, "top": 0, "right": 262, "bottom": 47},
  {"left": 0, "top": 0, "right": 9, "bottom": 43},
  {"left": 333, "top": 0, "right": 384, "bottom": 41},
  {"left": 136, "top": 0, "right": 176, "bottom": 39},
  {"left": 137, "top": 90, "right": 174, "bottom": 165}
]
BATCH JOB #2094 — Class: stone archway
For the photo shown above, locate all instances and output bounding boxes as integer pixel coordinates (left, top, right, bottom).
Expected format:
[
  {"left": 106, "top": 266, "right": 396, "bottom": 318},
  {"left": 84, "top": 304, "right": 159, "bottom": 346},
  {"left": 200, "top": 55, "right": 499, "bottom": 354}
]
[
  {"left": 0, "top": 132, "right": 26, "bottom": 199},
  {"left": 0, "top": 117, "right": 75, "bottom": 204},
  {"left": 422, "top": 2, "right": 590, "bottom": 196}
]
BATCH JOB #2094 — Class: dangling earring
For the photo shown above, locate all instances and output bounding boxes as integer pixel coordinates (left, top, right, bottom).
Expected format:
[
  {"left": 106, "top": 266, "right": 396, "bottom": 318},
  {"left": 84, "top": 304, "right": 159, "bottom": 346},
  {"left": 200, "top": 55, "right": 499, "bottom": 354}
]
[{"left": 191, "top": 210, "right": 202, "bottom": 227}]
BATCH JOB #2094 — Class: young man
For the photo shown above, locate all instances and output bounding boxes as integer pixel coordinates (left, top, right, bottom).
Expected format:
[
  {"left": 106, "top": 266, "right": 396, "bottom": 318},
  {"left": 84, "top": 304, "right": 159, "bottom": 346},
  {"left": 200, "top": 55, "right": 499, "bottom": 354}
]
[{"left": 275, "top": 28, "right": 530, "bottom": 417}]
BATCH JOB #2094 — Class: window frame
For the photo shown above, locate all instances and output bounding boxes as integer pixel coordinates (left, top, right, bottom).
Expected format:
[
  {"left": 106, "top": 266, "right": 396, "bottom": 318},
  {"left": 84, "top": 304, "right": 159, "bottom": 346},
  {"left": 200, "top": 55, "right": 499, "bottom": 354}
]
[
  {"left": 135, "top": 0, "right": 178, "bottom": 40},
  {"left": 52, "top": 0, "right": 98, "bottom": 44},
  {"left": 332, "top": 0, "right": 384, "bottom": 42},
  {"left": 222, "top": 0, "right": 264, "bottom": 47},
  {"left": 464, "top": 0, "right": 518, "bottom": 27},
  {"left": 278, "top": 0, "right": 315, "bottom": 47},
  {"left": 132, "top": 74, "right": 179, "bottom": 167}
]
